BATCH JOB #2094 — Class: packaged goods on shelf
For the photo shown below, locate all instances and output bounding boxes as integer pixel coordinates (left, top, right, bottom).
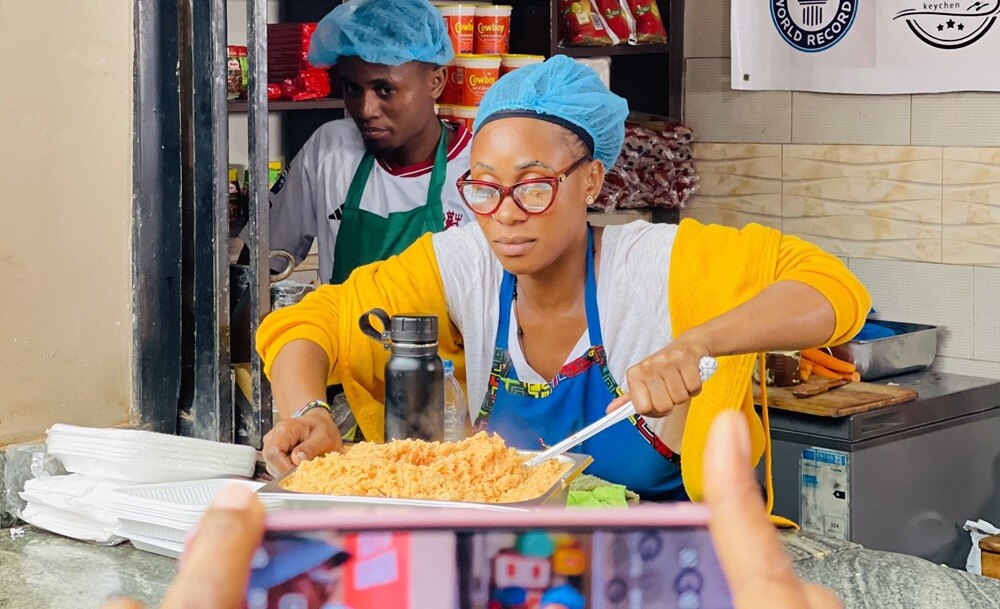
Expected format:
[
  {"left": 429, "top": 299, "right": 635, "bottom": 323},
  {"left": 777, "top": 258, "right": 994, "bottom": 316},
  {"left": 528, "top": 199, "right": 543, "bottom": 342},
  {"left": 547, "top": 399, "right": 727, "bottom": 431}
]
[
  {"left": 624, "top": 0, "right": 667, "bottom": 44},
  {"left": 473, "top": 5, "right": 512, "bottom": 55},
  {"left": 558, "top": 0, "right": 619, "bottom": 47},
  {"left": 266, "top": 23, "right": 332, "bottom": 101},
  {"left": 591, "top": 117, "right": 699, "bottom": 212}
]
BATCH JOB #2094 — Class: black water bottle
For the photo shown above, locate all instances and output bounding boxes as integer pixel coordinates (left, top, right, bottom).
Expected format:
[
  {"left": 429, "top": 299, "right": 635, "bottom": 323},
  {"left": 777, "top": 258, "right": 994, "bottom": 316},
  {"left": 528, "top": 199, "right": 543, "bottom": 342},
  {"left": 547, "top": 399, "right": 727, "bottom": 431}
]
[{"left": 360, "top": 309, "right": 444, "bottom": 442}]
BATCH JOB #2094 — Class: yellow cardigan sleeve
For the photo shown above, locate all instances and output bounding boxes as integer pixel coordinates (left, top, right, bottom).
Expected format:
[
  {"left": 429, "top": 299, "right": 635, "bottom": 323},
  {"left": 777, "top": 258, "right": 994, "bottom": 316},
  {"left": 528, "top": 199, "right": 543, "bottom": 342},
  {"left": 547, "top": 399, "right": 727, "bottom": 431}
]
[
  {"left": 670, "top": 220, "right": 869, "bottom": 507},
  {"left": 774, "top": 234, "right": 871, "bottom": 347},
  {"left": 256, "top": 233, "right": 465, "bottom": 442},
  {"left": 258, "top": 279, "right": 343, "bottom": 384}
]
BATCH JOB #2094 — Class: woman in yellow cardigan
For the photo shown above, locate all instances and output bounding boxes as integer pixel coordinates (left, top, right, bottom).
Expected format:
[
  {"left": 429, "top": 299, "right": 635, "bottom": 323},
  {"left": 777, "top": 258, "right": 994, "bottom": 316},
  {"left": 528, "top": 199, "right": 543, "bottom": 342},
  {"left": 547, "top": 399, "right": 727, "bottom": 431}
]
[{"left": 258, "top": 56, "right": 871, "bottom": 501}]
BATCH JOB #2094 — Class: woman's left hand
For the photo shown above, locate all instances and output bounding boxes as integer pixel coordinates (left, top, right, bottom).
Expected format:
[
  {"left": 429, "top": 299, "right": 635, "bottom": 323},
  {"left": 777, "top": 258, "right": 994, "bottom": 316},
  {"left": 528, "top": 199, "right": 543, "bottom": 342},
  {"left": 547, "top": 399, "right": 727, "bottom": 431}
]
[{"left": 607, "top": 333, "right": 711, "bottom": 418}]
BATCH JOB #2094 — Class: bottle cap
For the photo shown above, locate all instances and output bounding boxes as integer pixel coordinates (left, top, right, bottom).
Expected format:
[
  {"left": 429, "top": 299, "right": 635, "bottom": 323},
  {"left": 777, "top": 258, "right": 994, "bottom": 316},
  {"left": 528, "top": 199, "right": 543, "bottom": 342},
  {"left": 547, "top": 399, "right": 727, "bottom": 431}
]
[{"left": 390, "top": 314, "right": 439, "bottom": 344}]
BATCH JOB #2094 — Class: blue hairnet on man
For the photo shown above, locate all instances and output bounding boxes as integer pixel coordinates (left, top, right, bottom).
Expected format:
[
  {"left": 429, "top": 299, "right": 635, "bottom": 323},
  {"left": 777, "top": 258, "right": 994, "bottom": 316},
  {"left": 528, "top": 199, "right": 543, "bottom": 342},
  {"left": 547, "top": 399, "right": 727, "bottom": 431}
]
[{"left": 260, "top": 0, "right": 473, "bottom": 287}]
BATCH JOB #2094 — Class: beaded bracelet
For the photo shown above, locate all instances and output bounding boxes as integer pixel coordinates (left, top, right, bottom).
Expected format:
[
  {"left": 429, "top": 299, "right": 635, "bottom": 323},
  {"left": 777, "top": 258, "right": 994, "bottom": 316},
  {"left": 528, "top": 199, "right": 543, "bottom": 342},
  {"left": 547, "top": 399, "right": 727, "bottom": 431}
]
[{"left": 292, "top": 400, "right": 332, "bottom": 419}]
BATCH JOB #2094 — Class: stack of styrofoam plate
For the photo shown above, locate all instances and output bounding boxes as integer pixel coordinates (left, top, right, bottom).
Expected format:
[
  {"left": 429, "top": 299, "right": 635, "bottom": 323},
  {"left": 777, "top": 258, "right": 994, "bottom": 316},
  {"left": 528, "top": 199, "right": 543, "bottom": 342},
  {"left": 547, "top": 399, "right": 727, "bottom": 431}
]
[
  {"left": 46, "top": 424, "right": 258, "bottom": 483},
  {"left": 18, "top": 474, "right": 129, "bottom": 544},
  {"left": 108, "top": 478, "right": 283, "bottom": 559}
]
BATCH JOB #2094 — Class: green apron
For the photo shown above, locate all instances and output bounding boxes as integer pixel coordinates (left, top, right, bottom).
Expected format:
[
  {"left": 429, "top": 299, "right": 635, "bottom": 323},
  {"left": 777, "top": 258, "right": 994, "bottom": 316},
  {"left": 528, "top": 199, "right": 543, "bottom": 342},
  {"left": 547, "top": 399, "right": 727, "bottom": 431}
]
[{"left": 330, "top": 125, "right": 450, "bottom": 284}]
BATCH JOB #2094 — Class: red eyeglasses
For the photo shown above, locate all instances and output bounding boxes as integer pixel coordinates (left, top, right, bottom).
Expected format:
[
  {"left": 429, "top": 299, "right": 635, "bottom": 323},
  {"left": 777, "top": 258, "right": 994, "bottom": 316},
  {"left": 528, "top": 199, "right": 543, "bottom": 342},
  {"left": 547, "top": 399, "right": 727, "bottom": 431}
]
[{"left": 455, "top": 156, "right": 591, "bottom": 216}]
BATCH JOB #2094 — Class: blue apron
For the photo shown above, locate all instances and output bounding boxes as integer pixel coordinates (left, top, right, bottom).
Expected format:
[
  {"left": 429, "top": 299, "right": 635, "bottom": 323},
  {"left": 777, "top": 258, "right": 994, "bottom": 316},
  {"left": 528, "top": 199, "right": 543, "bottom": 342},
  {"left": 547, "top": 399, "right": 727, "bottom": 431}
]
[{"left": 475, "top": 229, "right": 685, "bottom": 500}]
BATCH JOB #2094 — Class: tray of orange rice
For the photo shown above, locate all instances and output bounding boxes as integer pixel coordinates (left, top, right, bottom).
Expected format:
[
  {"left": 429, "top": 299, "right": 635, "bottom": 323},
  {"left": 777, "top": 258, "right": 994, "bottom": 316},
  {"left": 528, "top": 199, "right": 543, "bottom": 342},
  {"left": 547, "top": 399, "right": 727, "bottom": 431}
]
[{"left": 257, "top": 432, "right": 592, "bottom": 511}]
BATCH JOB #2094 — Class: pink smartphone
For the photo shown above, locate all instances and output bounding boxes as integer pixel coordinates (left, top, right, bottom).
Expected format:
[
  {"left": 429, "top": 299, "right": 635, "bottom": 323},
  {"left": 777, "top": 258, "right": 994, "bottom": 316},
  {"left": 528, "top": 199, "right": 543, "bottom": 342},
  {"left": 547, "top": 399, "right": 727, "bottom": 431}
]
[{"left": 246, "top": 504, "right": 732, "bottom": 609}]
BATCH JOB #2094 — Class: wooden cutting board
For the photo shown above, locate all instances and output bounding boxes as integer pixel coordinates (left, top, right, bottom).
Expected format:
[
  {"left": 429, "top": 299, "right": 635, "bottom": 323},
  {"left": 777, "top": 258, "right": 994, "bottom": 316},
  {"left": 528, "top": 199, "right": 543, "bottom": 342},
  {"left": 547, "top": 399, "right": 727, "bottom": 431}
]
[{"left": 752, "top": 379, "right": 918, "bottom": 417}]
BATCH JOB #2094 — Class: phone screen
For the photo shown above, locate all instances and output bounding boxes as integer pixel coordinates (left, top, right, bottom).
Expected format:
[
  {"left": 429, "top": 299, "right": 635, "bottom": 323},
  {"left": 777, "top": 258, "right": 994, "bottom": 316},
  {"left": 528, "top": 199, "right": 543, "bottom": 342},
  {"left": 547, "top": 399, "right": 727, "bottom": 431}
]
[{"left": 246, "top": 520, "right": 731, "bottom": 609}]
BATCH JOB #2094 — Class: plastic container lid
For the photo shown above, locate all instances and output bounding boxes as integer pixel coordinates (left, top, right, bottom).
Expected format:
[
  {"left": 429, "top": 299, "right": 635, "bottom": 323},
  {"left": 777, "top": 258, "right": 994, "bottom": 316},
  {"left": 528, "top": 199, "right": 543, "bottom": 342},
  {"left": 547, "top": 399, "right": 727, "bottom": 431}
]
[
  {"left": 390, "top": 315, "right": 438, "bottom": 344},
  {"left": 437, "top": 3, "right": 477, "bottom": 15},
  {"left": 500, "top": 54, "right": 545, "bottom": 67},
  {"left": 455, "top": 54, "right": 502, "bottom": 68},
  {"left": 452, "top": 105, "right": 479, "bottom": 118},
  {"left": 474, "top": 5, "right": 512, "bottom": 15},
  {"left": 443, "top": 359, "right": 455, "bottom": 373}
]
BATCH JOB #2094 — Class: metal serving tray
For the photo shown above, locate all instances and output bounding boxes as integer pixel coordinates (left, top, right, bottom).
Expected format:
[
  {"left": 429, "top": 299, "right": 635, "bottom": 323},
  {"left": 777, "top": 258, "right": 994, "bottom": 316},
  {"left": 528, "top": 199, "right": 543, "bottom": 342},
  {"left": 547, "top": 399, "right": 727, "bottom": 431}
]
[
  {"left": 257, "top": 450, "right": 593, "bottom": 512},
  {"left": 830, "top": 321, "right": 939, "bottom": 381}
]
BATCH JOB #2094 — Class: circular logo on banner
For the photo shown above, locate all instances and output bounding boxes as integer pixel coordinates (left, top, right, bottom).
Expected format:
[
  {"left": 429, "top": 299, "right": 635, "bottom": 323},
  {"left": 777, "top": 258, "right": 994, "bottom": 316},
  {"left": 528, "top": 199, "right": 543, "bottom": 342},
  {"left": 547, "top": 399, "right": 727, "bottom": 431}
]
[
  {"left": 893, "top": 1, "right": 1000, "bottom": 50},
  {"left": 771, "top": 0, "right": 858, "bottom": 52}
]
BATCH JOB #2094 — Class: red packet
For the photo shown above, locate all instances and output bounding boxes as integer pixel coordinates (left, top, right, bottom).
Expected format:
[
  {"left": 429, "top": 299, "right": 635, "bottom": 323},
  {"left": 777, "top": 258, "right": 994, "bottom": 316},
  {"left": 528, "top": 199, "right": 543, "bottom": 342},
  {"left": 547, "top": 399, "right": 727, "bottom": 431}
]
[
  {"left": 558, "top": 0, "right": 619, "bottom": 46},
  {"left": 592, "top": 0, "right": 636, "bottom": 44},
  {"left": 624, "top": 0, "right": 667, "bottom": 43}
]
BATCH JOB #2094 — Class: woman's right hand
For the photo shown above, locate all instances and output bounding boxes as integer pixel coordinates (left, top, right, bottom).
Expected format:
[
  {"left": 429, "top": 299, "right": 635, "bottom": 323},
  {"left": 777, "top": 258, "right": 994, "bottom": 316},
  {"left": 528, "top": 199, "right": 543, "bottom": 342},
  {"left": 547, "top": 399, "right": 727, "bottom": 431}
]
[{"left": 262, "top": 408, "right": 343, "bottom": 476}]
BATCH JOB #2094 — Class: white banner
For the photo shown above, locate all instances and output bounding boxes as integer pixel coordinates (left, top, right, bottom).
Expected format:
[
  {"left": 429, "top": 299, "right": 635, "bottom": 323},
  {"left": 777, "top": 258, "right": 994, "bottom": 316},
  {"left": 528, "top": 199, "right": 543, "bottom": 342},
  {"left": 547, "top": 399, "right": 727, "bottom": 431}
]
[{"left": 732, "top": 0, "right": 1000, "bottom": 93}]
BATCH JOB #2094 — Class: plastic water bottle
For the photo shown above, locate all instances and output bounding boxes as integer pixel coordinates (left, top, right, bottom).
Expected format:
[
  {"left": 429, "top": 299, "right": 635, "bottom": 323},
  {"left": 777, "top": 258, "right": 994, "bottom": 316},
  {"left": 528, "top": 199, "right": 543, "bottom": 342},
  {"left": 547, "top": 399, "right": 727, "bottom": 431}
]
[{"left": 443, "top": 360, "right": 467, "bottom": 442}]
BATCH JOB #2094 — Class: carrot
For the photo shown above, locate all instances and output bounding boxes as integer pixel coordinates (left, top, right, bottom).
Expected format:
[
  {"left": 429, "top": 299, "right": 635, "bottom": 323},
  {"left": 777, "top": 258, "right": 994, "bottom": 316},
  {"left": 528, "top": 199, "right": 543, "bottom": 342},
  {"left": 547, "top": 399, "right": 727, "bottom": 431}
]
[
  {"left": 800, "top": 359, "right": 814, "bottom": 374},
  {"left": 800, "top": 368, "right": 811, "bottom": 381},
  {"left": 810, "top": 363, "right": 843, "bottom": 379},
  {"left": 802, "top": 348, "right": 856, "bottom": 374},
  {"left": 848, "top": 371, "right": 861, "bottom": 382}
]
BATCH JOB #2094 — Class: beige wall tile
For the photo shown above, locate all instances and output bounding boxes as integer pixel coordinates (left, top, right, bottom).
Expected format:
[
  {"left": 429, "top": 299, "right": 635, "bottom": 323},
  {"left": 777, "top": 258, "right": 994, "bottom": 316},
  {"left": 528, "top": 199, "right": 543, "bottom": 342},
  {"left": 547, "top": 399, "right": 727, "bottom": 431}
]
[
  {"left": 783, "top": 145, "right": 942, "bottom": 181},
  {"left": 782, "top": 145, "right": 942, "bottom": 261},
  {"left": 912, "top": 93, "right": 1000, "bottom": 147},
  {"left": 685, "top": 143, "right": 782, "bottom": 228},
  {"left": 694, "top": 143, "right": 782, "bottom": 180},
  {"left": 942, "top": 147, "right": 1000, "bottom": 265},
  {"left": 848, "top": 259, "right": 974, "bottom": 359},
  {"left": 932, "top": 357, "right": 1000, "bottom": 379},
  {"left": 680, "top": 207, "right": 781, "bottom": 230},
  {"left": 943, "top": 225, "right": 1000, "bottom": 266},
  {"left": 974, "top": 267, "right": 1000, "bottom": 363},
  {"left": 782, "top": 229, "right": 939, "bottom": 261},
  {"left": 684, "top": 59, "right": 792, "bottom": 143},
  {"left": 792, "top": 93, "right": 911, "bottom": 146},
  {"left": 684, "top": 0, "right": 730, "bottom": 59}
]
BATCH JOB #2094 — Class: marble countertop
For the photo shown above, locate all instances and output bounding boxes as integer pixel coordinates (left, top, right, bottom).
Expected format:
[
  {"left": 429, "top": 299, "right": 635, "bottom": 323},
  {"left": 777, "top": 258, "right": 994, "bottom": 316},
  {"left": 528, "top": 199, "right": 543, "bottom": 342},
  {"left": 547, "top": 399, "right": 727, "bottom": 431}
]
[
  {"left": 0, "top": 527, "right": 173, "bottom": 609},
  {"left": 783, "top": 532, "right": 1000, "bottom": 608},
  {"left": 2, "top": 526, "right": 1000, "bottom": 608}
]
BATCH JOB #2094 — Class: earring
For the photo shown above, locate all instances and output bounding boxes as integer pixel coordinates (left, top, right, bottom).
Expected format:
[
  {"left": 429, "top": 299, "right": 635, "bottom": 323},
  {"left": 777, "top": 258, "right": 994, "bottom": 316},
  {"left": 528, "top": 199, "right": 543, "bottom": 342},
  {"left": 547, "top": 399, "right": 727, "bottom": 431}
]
[{"left": 586, "top": 195, "right": 595, "bottom": 205}]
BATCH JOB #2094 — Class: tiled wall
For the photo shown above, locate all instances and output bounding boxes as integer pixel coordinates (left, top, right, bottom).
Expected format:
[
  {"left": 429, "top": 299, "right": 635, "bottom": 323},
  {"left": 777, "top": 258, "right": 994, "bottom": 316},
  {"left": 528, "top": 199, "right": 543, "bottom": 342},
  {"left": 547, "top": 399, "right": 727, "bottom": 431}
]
[{"left": 680, "top": 0, "right": 1000, "bottom": 378}]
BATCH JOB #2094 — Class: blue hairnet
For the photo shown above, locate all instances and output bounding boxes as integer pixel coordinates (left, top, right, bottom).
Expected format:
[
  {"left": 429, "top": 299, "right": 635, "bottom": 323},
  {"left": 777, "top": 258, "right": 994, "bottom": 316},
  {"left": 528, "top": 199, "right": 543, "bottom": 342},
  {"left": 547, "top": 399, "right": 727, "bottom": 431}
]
[
  {"left": 473, "top": 55, "right": 629, "bottom": 170},
  {"left": 309, "top": 0, "right": 454, "bottom": 68}
]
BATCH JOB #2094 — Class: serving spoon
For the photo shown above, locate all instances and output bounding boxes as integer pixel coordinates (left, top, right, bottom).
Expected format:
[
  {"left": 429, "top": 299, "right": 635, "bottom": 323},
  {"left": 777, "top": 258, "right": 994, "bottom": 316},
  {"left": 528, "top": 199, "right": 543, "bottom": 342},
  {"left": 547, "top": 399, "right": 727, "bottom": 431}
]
[{"left": 523, "top": 356, "right": 719, "bottom": 468}]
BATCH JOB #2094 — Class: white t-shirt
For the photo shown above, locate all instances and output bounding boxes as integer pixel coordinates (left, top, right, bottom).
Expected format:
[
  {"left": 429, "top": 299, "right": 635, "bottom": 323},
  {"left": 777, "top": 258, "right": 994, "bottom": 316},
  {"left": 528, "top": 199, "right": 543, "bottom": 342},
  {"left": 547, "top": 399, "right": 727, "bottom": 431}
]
[
  {"left": 269, "top": 119, "right": 474, "bottom": 283},
  {"left": 432, "top": 221, "right": 677, "bottom": 437}
]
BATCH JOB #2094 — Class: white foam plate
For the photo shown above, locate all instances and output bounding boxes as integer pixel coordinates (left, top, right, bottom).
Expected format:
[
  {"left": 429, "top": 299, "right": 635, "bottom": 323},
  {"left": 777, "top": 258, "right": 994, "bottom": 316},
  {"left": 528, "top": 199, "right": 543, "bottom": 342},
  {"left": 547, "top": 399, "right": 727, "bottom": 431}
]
[
  {"left": 47, "top": 439, "right": 256, "bottom": 468},
  {"left": 117, "top": 517, "right": 189, "bottom": 544},
  {"left": 110, "top": 479, "right": 280, "bottom": 517},
  {"left": 124, "top": 531, "right": 184, "bottom": 560},
  {"left": 52, "top": 451, "right": 254, "bottom": 483},
  {"left": 47, "top": 425, "right": 257, "bottom": 464}
]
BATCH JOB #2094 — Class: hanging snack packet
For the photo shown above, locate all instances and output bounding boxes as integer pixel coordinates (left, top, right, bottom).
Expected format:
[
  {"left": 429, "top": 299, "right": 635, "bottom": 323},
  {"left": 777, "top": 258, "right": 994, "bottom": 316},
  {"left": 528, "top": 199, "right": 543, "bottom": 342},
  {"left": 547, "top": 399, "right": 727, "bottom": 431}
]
[
  {"left": 624, "top": 0, "right": 668, "bottom": 43},
  {"left": 558, "top": 0, "right": 618, "bottom": 47},
  {"left": 592, "top": 0, "right": 636, "bottom": 44}
]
